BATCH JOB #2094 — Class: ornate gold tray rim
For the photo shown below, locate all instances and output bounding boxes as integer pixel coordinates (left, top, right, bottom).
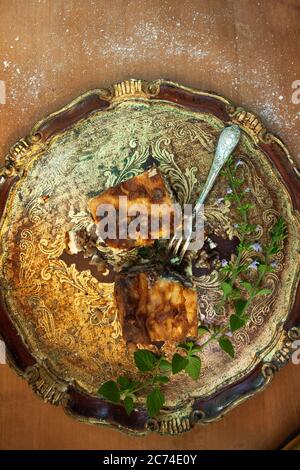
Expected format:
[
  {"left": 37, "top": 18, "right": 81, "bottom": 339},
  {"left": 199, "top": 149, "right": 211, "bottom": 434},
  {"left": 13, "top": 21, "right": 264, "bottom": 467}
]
[{"left": 0, "top": 78, "right": 299, "bottom": 436}]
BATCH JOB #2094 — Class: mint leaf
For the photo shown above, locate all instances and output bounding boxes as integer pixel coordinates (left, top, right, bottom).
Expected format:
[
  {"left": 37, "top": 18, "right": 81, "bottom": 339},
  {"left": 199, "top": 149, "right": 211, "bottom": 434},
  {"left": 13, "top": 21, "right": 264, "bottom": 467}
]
[
  {"left": 230, "top": 314, "right": 246, "bottom": 332},
  {"left": 198, "top": 326, "right": 210, "bottom": 336},
  {"left": 172, "top": 353, "right": 188, "bottom": 374},
  {"left": 185, "top": 355, "right": 201, "bottom": 380},
  {"left": 134, "top": 349, "right": 159, "bottom": 372},
  {"left": 190, "top": 345, "right": 202, "bottom": 354},
  {"left": 232, "top": 178, "right": 244, "bottom": 188},
  {"left": 258, "top": 264, "right": 267, "bottom": 276},
  {"left": 124, "top": 396, "right": 134, "bottom": 415},
  {"left": 159, "top": 359, "right": 172, "bottom": 373},
  {"left": 270, "top": 217, "right": 286, "bottom": 241},
  {"left": 238, "top": 203, "right": 254, "bottom": 214},
  {"left": 219, "top": 336, "right": 235, "bottom": 358},
  {"left": 234, "top": 299, "right": 247, "bottom": 317},
  {"left": 146, "top": 388, "right": 165, "bottom": 417},
  {"left": 178, "top": 342, "right": 192, "bottom": 351},
  {"left": 241, "top": 281, "right": 253, "bottom": 294},
  {"left": 117, "top": 376, "right": 132, "bottom": 391},
  {"left": 255, "top": 288, "right": 272, "bottom": 297},
  {"left": 221, "top": 281, "right": 232, "bottom": 297},
  {"left": 154, "top": 375, "right": 169, "bottom": 384},
  {"left": 230, "top": 288, "right": 242, "bottom": 300},
  {"left": 221, "top": 264, "right": 232, "bottom": 274},
  {"left": 98, "top": 380, "right": 120, "bottom": 404}
]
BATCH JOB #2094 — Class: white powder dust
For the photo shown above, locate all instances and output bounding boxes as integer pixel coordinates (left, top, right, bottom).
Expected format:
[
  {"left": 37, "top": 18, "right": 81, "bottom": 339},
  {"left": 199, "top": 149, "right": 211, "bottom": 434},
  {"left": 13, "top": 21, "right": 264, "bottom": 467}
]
[{"left": 1, "top": 3, "right": 299, "bottom": 158}]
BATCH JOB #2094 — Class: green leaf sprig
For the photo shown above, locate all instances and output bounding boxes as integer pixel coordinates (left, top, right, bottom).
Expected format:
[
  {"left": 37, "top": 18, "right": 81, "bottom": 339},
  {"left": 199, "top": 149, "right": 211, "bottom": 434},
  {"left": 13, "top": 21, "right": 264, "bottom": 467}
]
[
  {"left": 219, "top": 157, "right": 287, "bottom": 332},
  {"left": 197, "top": 157, "right": 288, "bottom": 356},
  {"left": 181, "top": 158, "right": 287, "bottom": 359},
  {"left": 98, "top": 342, "right": 201, "bottom": 418}
]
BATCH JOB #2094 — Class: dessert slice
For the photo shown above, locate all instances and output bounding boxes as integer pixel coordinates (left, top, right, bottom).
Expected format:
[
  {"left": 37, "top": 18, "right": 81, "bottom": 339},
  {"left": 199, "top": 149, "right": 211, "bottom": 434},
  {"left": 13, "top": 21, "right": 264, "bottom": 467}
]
[
  {"left": 88, "top": 166, "right": 176, "bottom": 250},
  {"left": 115, "top": 269, "right": 198, "bottom": 344}
]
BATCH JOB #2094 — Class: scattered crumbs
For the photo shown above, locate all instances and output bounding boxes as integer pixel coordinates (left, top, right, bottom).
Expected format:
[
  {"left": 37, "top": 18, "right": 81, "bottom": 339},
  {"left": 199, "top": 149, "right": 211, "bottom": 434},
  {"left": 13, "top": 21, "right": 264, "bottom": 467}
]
[
  {"left": 3, "top": 60, "right": 10, "bottom": 69},
  {"left": 10, "top": 45, "right": 13, "bottom": 49},
  {"left": 278, "top": 95, "right": 284, "bottom": 101},
  {"left": 15, "top": 36, "right": 19, "bottom": 41},
  {"left": 66, "top": 28, "right": 69, "bottom": 33}
]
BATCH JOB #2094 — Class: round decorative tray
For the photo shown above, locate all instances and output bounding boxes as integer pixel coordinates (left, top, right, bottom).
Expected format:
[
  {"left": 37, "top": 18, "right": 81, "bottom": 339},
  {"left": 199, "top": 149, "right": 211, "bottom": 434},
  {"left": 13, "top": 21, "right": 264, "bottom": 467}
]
[{"left": 0, "top": 79, "right": 299, "bottom": 435}]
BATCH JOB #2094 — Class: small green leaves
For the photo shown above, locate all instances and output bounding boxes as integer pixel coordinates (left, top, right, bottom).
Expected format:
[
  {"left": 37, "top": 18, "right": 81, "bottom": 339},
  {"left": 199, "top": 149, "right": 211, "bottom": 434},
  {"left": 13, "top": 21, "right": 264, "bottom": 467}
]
[
  {"left": 190, "top": 344, "right": 202, "bottom": 353},
  {"left": 219, "top": 336, "right": 235, "bottom": 358},
  {"left": 221, "top": 281, "right": 232, "bottom": 297},
  {"left": 134, "top": 349, "right": 159, "bottom": 372},
  {"left": 98, "top": 339, "right": 203, "bottom": 419},
  {"left": 185, "top": 355, "right": 201, "bottom": 380},
  {"left": 178, "top": 341, "right": 202, "bottom": 354},
  {"left": 117, "top": 376, "right": 132, "bottom": 391},
  {"left": 265, "top": 217, "right": 287, "bottom": 257},
  {"left": 258, "top": 264, "right": 267, "bottom": 276},
  {"left": 172, "top": 353, "right": 188, "bottom": 374},
  {"left": 159, "top": 359, "right": 172, "bottom": 373},
  {"left": 231, "top": 177, "right": 244, "bottom": 188},
  {"left": 178, "top": 341, "right": 193, "bottom": 351},
  {"left": 237, "top": 222, "right": 257, "bottom": 236},
  {"left": 198, "top": 326, "right": 210, "bottom": 336},
  {"left": 234, "top": 299, "right": 247, "bottom": 317},
  {"left": 230, "top": 314, "right": 246, "bottom": 332},
  {"left": 98, "top": 380, "right": 120, "bottom": 404},
  {"left": 174, "top": 340, "right": 202, "bottom": 380},
  {"left": 218, "top": 162, "right": 287, "bottom": 362},
  {"left": 146, "top": 388, "right": 165, "bottom": 417},
  {"left": 270, "top": 216, "right": 287, "bottom": 243},
  {"left": 124, "top": 396, "right": 134, "bottom": 415},
  {"left": 240, "top": 281, "right": 253, "bottom": 294},
  {"left": 255, "top": 288, "right": 272, "bottom": 297},
  {"left": 237, "top": 203, "right": 254, "bottom": 214},
  {"left": 153, "top": 375, "right": 169, "bottom": 384}
]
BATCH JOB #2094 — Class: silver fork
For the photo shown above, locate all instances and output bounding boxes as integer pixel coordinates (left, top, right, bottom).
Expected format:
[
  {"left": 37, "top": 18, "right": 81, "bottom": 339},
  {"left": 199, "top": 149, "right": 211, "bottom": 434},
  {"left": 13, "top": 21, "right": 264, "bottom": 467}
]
[{"left": 168, "top": 124, "right": 241, "bottom": 264}]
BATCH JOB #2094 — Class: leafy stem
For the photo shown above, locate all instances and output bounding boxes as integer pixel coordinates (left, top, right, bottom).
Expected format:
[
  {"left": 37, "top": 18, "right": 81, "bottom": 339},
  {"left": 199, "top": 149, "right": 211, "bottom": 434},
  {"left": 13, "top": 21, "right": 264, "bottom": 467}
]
[
  {"left": 223, "top": 165, "right": 247, "bottom": 285},
  {"left": 98, "top": 344, "right": 202, "bottom": 418}
]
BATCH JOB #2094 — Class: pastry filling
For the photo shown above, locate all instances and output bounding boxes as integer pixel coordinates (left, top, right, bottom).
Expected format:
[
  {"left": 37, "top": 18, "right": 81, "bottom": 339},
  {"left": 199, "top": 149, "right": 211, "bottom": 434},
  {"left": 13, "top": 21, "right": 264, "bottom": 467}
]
[
  {"left": 88, "top": 166, "right": 176, "bottom": 250},
  {"left": 115, "top": 271, "right": 198, "bottom": 344}
]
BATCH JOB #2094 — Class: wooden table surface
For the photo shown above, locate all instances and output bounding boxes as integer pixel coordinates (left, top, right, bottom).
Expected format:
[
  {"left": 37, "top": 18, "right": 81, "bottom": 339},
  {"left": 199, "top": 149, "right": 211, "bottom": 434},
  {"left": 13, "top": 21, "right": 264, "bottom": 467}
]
[{"left": 0, "top": 0, "right": 299, "bottom": 450}]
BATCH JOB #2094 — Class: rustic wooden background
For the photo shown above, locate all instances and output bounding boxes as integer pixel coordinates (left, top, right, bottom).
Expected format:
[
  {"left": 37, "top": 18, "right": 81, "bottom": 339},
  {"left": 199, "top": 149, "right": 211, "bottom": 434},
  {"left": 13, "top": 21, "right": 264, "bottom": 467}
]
[{"left": 0, "top": 0, "right": 299, "bottom": 450}]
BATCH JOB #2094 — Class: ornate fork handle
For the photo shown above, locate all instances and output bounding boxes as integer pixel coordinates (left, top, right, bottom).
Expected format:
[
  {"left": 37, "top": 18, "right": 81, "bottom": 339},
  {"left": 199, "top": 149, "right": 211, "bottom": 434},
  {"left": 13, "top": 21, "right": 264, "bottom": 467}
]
[
  {"left": 193, "top": 124, "right": 241, "bottom": 215},
  {"left": 168, "top": 124, "right": 241, "bottom": 263}
]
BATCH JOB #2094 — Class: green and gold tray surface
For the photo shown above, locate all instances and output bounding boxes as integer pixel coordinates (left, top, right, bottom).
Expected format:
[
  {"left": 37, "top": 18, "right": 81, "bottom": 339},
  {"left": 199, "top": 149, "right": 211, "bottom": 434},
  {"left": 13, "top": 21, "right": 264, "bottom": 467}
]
[{"left": 0, "top": 79, "right": 299, "bottom": 435}]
